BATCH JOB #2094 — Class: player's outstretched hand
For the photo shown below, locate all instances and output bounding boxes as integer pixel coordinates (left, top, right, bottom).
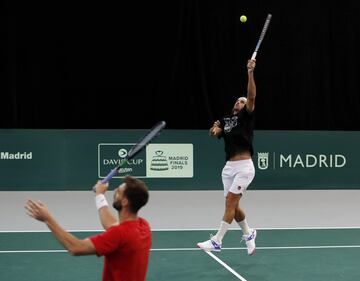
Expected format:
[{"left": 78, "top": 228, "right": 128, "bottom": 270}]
[{"left": 25, "top": 199, "right": 51, "bottom": 222}]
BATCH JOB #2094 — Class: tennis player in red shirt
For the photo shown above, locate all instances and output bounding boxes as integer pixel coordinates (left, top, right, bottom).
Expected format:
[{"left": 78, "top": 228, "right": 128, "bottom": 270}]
[{"left": 25, "top": 176, "right": 152, "bottom": 281}]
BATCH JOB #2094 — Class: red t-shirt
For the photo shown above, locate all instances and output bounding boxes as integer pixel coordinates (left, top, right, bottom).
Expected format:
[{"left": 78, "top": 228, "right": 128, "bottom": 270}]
[{"left": 90, "top": 218, "right": 152, "bottom": 281}]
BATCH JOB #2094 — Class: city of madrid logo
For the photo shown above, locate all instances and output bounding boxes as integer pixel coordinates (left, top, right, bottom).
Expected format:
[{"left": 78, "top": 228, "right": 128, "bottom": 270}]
[{"left": 257, "top": 152, "right": 269, "bottom": 170}]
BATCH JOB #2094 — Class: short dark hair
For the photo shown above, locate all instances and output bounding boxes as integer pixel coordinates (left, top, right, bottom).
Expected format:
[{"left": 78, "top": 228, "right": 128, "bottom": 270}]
[{"left": 123, "top": 176, "right": 149, "bottom": 213}]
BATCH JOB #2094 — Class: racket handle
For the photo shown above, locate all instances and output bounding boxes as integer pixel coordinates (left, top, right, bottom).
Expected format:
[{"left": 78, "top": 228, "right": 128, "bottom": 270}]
[
  {"left": 92, "top": 168, "right": 118, "bottom": 192},
  {"left": 101, "top": 168, "right": 118, "bottom": 183},
  {"left": 251, "top": 51, "right": 257, "bottom": 60}
]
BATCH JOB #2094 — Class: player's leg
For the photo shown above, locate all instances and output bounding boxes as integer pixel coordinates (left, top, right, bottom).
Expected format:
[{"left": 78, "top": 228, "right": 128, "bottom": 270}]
[
  {"left": 209, "top": 191, "right": 241, "bottom": 246},
  {"left": 235, "top": 205, "right": 257, "bottom": 255},
  {"left": 197, "top": 162, "right": 234, "bottom": 251},
  {"left": 231, "top": 159, "right": 256, "bottom": 255},
  {"left": 235, "top": 205, "right": 249, "bottom": 234}
]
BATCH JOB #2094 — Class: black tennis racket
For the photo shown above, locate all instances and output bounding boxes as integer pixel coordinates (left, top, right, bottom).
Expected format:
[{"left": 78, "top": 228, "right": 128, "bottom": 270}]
[
  {"left": 93, "top": 121, "right": 166, "bottom": 191},
  {"left": 251, "top": 14, "right": 272, "bottom": 60}
]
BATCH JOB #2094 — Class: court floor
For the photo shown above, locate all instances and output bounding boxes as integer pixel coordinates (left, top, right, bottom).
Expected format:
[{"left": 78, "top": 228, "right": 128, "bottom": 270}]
[{"left": 1, "top": 228, "right": 360, "bottom": 281}]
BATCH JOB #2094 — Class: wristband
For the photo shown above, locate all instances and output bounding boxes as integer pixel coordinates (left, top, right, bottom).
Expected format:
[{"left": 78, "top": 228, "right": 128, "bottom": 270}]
[{"left": 95, "top": 194, "right": 109, "bottom": 210}]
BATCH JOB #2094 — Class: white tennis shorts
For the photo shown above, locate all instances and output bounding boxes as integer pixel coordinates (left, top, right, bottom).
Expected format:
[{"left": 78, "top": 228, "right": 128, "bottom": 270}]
[{"left": 221, "top": 159, "right": 255, "bottom": 196}]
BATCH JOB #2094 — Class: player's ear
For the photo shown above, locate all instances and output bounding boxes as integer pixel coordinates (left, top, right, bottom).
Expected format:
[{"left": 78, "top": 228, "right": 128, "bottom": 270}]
[{"left": 122, "top": 197, "right": 129, "bottom": 207}]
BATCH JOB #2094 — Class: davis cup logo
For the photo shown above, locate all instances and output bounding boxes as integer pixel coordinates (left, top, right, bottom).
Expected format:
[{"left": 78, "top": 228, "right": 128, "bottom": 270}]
[
  {"left": 150, "top": 150, "right": 169, "bottom": 171},
  {"left": 118, "top": 148, "right": 128, "bottom": 158},
  {"left": 257, "top": 152, "right": 269, "bottom": 170}
]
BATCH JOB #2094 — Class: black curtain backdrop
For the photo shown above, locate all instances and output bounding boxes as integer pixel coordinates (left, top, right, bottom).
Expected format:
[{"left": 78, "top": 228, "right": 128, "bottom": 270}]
[{"left": 2, "top": 1, "right": 360, "bottom": 130}]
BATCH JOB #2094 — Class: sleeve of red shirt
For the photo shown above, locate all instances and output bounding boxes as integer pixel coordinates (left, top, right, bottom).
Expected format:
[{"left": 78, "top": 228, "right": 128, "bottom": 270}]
[{"left": 89, "top": 225, "right": 125, "bottom": 256}]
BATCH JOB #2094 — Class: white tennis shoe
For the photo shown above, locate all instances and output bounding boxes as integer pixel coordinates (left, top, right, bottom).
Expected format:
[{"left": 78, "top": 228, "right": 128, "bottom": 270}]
[
  {"left": 242, "top": 229, "right": 257, "bottom": 255},
  {"left": 197, "top": 237, "right": 222, "bottom": 252}
]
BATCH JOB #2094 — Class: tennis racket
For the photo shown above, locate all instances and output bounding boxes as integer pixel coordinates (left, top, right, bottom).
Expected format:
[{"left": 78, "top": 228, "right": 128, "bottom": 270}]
[
  {"left": 251, "top": 14, "right": 272, "bottom": 60},
  {"left": 93, "top": 120, "right": 166, "bottom": 191}
]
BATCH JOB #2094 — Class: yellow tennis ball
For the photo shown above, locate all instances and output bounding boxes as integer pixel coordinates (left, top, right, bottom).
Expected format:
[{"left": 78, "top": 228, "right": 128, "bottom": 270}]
[{"left": 240, "top": 15, "right": 247, "bottom": 23}]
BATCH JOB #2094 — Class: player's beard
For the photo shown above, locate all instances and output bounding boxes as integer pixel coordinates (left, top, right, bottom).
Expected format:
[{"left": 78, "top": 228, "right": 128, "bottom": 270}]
[{"left": 113, "top": 200, "right": 122, "bottom": 211}]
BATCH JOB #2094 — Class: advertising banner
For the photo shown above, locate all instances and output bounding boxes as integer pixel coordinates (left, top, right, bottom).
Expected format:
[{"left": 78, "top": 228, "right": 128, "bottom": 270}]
[{"left": 0, "top": 129, "right": 359, "bottom": 190}]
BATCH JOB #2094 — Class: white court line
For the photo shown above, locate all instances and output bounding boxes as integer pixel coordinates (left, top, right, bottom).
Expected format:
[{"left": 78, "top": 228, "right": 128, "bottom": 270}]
[
  {"left": 2, "top": 245, "right": 360, "bottom": 254},
  {"left": 205, "top": 251, "right": 247, "bottom": 281},
  {"left": 152, "top": 245, "right": 360, "bottom": 251},
  {"left": 152, "top": 226, "right": 360, "bottom": 231},
  {"left": 0, "top": 250, "right": 67, "bottom": 253},
  {"left": 1, "top": 226, "right": 360, "bottom": 233}
]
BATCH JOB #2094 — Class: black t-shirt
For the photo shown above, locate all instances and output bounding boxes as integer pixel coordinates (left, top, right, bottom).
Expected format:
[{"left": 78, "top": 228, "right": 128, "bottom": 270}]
[{"left": 219, "top": 108, "right": 255, "bottom": 161}]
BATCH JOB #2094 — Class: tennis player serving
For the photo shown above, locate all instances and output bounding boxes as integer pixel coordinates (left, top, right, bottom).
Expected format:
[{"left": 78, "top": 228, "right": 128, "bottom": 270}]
[
  {"left": 25, "top": 176, "right": 151, "bottom": 281},
  {"left": 197, "top": 58, "right": 257, "bottom": 255}
]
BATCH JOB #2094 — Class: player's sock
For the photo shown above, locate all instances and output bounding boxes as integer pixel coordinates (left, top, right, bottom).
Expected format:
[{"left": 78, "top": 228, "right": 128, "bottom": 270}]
[
  {"left": 213, "top": 221, "right": 230, "bottom": 243},
  {"left": 238, "top": 218, "right": 251, "bottom": 235}
]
